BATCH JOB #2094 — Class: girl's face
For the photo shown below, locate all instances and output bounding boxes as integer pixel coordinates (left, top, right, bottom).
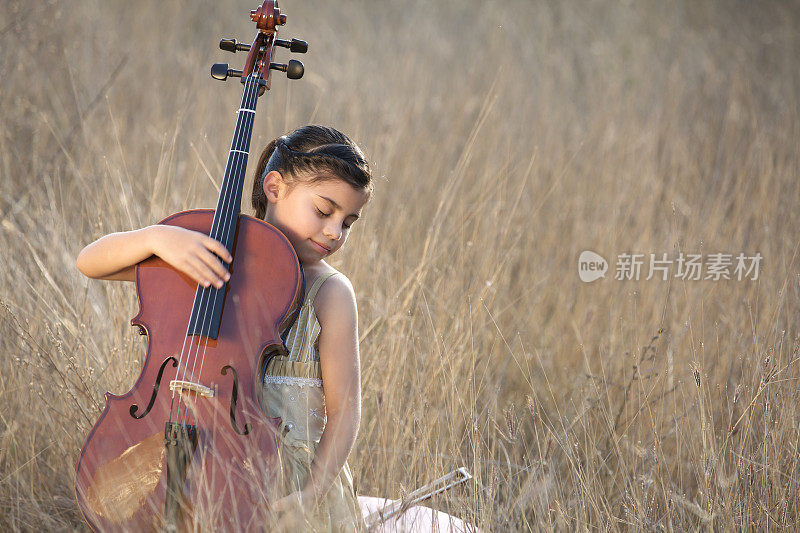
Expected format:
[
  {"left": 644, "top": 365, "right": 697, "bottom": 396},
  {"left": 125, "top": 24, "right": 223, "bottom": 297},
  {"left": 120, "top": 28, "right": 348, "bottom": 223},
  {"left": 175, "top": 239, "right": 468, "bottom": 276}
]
[{"left": 262, "top": 171, "right": 369, "bottom": 265}]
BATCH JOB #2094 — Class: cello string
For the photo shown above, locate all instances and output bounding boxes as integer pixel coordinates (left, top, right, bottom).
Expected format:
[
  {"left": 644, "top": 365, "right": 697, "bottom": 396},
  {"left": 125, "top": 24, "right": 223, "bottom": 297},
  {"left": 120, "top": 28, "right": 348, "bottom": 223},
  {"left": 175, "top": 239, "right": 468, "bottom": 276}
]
[
  {"left": 180, "top": 71, "right": 258, "bottom": 425},
  {"left": 177, "top": 71, "right": 256, "bottom": 424},
  {"left": 170, "top": 164, "right": 234, "bottom": 423},
  {"left": 193, "top": 71, "right": 260, "bottom": 389},
  {"left": 170, "top": 72, "right": 255, "bottom": 424},
  {"left": 178, "top": 70, "right": 259, "bottom": 425}
]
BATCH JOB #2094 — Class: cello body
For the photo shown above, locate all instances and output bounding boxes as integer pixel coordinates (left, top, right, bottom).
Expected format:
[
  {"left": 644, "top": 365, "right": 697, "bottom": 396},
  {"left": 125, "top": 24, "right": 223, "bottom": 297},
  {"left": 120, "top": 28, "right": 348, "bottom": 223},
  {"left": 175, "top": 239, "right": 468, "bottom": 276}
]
[{"left": 75, "top": 210, "right": 303, "bottom": 530}]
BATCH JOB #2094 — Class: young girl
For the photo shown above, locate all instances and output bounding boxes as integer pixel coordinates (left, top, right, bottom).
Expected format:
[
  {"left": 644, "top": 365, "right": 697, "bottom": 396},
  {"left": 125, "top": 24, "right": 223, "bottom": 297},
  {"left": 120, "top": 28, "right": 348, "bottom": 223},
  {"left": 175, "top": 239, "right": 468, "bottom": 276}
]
[{"left": 76, "top": 124, "right": 372, "bottom": 531}]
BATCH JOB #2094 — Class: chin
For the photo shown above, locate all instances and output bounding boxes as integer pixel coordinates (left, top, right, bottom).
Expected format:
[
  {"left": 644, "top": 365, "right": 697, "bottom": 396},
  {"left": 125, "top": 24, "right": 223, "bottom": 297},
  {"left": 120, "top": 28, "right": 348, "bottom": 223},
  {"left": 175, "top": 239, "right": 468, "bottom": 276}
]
[{"left": 299, "top": 255, "right": 322, "bottom": 266}]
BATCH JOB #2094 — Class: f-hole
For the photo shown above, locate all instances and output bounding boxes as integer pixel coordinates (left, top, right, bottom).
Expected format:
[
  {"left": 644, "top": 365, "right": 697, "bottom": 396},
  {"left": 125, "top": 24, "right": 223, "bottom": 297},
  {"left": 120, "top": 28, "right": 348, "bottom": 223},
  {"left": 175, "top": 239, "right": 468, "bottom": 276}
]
[
  {"left": 221, "top": 365, "right": 250, "bottom": 435},
  {"left": 130, "top": 356, "right": 178, "bottom": 419}
]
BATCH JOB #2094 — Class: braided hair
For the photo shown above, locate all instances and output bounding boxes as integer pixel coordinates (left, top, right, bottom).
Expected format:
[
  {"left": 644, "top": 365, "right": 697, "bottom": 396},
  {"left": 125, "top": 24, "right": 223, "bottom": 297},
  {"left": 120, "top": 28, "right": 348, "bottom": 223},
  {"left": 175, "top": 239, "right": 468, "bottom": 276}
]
[{"left": 251, "top": 125, "right": 372, "bottom": 220}]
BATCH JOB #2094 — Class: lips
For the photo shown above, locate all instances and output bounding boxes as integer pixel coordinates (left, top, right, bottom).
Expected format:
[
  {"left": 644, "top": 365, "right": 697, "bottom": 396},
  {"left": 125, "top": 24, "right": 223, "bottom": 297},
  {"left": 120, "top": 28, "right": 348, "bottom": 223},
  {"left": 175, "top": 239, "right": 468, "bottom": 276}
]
[{"left": 310, "top": 240, "right": 331, "bottom": 254}]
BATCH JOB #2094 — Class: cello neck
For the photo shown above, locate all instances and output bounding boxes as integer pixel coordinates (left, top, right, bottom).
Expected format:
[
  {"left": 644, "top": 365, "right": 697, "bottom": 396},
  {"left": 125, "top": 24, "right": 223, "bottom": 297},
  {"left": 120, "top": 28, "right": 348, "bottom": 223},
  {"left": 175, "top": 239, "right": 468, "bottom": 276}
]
[{"left": 211, "top": 75, "right": 262, "bottom": 252}]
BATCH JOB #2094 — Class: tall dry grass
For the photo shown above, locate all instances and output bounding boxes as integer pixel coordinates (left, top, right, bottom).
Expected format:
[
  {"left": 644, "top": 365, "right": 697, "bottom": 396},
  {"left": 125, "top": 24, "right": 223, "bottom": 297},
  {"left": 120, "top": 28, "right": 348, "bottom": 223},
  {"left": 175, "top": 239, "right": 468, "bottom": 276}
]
[{"left": 2, "top": 0, "right": 800, "bottom": 530}]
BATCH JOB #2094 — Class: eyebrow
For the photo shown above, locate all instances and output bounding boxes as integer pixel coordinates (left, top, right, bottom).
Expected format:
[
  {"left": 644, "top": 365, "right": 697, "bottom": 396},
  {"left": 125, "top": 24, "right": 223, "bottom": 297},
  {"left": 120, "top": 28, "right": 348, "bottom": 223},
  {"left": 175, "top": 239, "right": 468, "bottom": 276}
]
[{"left": 317, "top": 195, "right": 360, "bottom": 219}]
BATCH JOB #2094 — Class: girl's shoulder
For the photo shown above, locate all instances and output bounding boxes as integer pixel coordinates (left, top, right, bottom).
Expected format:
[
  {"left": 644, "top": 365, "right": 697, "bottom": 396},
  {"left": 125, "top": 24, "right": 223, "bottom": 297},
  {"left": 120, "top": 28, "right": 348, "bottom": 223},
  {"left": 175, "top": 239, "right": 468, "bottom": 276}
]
[{"left": 306, "top": 265, "right": 356, "bottom": 324}]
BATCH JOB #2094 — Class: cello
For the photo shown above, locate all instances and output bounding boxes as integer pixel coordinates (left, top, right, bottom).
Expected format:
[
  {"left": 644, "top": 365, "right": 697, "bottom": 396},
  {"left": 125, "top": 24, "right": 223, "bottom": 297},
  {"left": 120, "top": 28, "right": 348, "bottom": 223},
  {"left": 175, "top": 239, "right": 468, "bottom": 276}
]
[{"left": 75, "top": 2, "right": 308, "bottom": 529}]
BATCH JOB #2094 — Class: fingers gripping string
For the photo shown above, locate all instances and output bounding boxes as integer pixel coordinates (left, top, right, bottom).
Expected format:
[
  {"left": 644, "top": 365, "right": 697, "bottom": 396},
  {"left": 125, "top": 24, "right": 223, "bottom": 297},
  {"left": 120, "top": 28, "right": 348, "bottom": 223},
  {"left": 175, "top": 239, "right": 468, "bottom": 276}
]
[{"left": 171, "top": 73, "right": 260, "bottom": 425}]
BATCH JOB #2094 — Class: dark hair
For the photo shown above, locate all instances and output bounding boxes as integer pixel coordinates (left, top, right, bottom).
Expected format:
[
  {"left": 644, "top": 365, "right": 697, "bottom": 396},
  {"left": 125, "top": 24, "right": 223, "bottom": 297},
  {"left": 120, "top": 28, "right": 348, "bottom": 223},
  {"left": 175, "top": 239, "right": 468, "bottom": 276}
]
[{"left": 251, "top": 125, "right": 372, "bottom": 219}]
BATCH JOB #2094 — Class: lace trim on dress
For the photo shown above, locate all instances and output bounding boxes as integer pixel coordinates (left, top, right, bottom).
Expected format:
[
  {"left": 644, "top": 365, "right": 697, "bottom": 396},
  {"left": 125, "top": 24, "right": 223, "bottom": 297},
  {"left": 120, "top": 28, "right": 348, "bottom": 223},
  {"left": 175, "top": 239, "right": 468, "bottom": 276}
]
[{"left": 263, "top": 375, "right": 323, "bottom": 388}]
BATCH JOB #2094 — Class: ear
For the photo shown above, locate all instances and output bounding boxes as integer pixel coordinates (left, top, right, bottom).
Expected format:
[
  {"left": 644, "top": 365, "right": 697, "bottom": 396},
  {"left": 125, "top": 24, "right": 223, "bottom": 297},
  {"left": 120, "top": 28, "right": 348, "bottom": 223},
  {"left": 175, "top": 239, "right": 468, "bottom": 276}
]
[{"left": 262, "top": 171, "right": 286, "bottom": 203}]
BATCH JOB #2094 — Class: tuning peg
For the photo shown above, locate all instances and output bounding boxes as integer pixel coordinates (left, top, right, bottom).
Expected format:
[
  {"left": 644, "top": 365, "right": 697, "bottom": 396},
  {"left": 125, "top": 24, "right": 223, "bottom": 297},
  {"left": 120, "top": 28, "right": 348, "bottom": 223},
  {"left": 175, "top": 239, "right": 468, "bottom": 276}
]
[
  {"left": 211, "top": 63, "right": 243, "bottom": 81},
  {"left": 220, "top": 38, "right": 251, "bottom": 53},
  {"left": 270, "top": 59, "right": 304, "bottom": 80},
  {"left": 275, "top": 38, "right": 308, "bottom": 54}
]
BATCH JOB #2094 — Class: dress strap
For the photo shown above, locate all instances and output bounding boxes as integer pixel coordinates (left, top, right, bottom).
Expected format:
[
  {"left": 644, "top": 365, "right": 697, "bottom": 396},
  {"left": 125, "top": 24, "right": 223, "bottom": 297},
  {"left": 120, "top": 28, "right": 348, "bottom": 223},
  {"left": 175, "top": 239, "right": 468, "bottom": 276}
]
[{"left": 305, "top": 271, "right": 338, "bottom": 306}]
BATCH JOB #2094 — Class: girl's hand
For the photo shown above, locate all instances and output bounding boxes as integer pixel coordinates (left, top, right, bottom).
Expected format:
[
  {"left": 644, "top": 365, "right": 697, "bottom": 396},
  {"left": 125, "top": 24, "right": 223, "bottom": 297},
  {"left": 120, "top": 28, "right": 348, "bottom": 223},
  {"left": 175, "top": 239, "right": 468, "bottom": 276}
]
[
  {"left": 149, "top": 225, "right": 232, "bottom": 289},
  {"left": 268, "top": 491, "right": 312, "bottom": 531},
  {"left": 269, "top": 490, "right": 309, "bottom": 514}
]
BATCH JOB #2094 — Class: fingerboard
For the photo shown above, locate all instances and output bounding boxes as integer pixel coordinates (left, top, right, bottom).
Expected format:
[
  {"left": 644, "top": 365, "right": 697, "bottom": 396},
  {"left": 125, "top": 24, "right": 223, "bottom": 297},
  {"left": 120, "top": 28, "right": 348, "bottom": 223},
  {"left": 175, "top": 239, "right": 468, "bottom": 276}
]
[{"left": 186, "top": 76, "right": 261, "bottom": 340}]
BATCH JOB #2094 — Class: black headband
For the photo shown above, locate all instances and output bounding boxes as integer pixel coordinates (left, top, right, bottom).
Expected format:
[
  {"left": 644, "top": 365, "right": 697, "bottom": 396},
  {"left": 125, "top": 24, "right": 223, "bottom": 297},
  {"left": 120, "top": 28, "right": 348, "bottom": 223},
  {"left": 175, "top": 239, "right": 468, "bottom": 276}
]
[{"left": 260, "top": 138, "right": 366, "bottom": 186}]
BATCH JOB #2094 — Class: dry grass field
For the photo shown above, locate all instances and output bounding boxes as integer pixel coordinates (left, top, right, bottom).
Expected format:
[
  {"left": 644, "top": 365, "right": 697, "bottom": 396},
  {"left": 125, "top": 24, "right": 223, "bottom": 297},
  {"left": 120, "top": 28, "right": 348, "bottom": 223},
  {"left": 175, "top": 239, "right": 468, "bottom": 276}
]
[{"left": 2, "top": 0, "right": 800, "bottom": 530}]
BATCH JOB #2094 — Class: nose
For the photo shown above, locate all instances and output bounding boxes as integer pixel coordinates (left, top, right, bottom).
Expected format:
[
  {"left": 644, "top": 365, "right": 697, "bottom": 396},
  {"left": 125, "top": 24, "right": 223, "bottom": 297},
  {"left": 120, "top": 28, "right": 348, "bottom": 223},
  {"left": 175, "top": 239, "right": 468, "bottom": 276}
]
[{"left": 324, "top": 223, "right": 342, "bottom": 241}]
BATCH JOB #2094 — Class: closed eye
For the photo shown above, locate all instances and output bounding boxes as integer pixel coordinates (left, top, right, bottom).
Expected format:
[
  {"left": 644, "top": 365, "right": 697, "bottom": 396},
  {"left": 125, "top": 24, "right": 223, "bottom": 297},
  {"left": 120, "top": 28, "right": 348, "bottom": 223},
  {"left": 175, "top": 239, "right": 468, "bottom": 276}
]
[{"left": 316, "top": 205, "right": 355, "bottom": 229}]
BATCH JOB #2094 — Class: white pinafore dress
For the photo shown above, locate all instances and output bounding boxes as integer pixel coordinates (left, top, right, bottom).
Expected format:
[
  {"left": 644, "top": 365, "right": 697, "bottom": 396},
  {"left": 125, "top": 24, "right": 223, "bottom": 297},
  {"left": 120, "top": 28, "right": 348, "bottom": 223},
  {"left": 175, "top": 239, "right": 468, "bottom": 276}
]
[{"left": 260, "top": 271, "right": 364, "bottom": 531}]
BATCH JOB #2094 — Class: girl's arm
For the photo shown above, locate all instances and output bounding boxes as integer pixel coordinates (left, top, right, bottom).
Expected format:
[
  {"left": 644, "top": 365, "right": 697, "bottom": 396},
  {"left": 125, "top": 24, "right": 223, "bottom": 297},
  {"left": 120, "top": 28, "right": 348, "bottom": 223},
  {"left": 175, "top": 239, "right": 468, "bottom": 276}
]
[
  {"left": 302, "top": 274, "right": 362, "bottom": 505},
  {"left": 76, "top": 225, "right": 232, "bottom": 287}
]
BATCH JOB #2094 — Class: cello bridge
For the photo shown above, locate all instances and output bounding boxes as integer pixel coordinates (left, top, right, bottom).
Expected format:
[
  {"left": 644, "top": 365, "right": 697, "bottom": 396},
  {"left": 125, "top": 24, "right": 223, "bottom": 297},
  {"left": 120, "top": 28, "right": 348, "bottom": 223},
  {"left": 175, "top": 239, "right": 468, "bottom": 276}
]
[{"left": 169, "top": 380, "right": 215, "bottom": 398}]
